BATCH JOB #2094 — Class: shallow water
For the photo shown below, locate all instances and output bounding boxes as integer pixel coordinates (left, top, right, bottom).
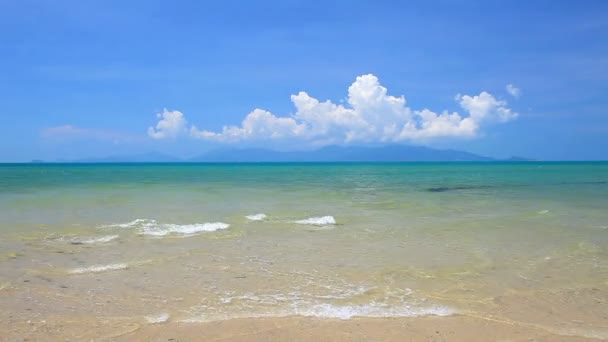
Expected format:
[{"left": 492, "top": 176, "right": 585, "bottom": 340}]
[{"left": 1, "top": 162, "right": 607, "bottom": 337}]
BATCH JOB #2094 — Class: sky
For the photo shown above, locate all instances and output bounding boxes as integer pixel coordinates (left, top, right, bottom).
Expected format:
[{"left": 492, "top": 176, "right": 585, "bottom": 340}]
[{"left": 1, "top": 0, "right": 607, "bottom": 161}]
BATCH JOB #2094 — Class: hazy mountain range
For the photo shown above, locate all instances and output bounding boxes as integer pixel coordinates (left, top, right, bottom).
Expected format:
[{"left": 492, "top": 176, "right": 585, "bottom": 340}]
[
  {"left": 40, "top": 145, "right": 532, "bottom": 163},
  {"left": 193, "top": 145, "right": 497, "bottom": 162}
]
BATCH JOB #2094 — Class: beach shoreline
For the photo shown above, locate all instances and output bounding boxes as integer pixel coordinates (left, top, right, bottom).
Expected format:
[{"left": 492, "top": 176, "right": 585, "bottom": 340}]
[
  {"left": 2, "top": 163, "right": 607, "bottom": 341},
  {"left": 1, "top": 315, "right": 602, "bottom": 341}
]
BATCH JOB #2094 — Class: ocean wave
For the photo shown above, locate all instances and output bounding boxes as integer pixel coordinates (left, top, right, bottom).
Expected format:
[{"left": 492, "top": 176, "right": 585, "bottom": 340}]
[
  {"left": 68, "top": 263, "right": 128, "bottom": 274},
  {"left": 295, "top": 216, "right": 336, "bottom": 225},
  {"left": 246, "top": 213, "right": 267, "bottom": 221},
  {"left": 182, "top": 303, "right": 453, "bottom": 322},
  {"left": 71, "top": 234, "right": 119, "bottom": 245},
  {"left": 101, "top": 219, "right": 153, "bottom": 229},
  {"left": 101, "top": 219, "right": 230, "bottom": 237},
  {"left": 183, "top": 284, "right": 451, "bottom": 323},
  {"left": 142, "top": 222, "right": 230, "bottom": 236},
  {"left": 295, "top": 303, "right": 453, "bottom": 320}
]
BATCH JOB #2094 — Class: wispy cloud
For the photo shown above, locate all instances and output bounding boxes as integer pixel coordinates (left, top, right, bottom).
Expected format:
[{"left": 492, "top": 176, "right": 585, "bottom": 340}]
[
  {"left": 41, "top": 125, "right": 135, "bottom": 143},
  {"left": 506, "top": 84, "right": 521, "bottom": 98},
  {"left": 149, "top": 74, "right": 518, "bottom": 145}
]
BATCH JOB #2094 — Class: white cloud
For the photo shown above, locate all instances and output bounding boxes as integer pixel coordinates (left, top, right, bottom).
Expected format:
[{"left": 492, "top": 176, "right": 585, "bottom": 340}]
[
  {"left": 152, "top": 74, "right": 518, "bottom": 145},
  {"left": 147, "top": 109, "right": 187, "bottom": 139},
  {"left": 506, "top": 84, "right": 521, "bottom": 98},
  {"left": 190, "top": 109, "right": 307, "bottom": 142},
  {"left": 456, "top": 92, "right": 518, "bottom": 123}
]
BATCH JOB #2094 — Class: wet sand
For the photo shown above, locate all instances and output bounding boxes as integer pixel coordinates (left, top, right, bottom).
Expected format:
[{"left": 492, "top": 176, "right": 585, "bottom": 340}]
[
  {"left": 2, "top": 274, "right": 607, "bottom": 341},
  {"left": 1, "top": 315, "right": 602, "bottom": 341}
]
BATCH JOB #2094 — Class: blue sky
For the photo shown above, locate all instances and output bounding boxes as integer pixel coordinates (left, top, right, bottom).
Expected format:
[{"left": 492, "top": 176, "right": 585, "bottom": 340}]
[{"left": 1, "top": 0, "right": 607, "bottom": 161}]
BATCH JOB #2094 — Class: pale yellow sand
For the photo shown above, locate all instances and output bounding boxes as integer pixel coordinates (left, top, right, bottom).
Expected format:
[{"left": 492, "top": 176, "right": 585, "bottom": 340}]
[
  {"left": 2, "top": 287, "right": 608, "bottom": 341},
  {"left": 1, "top": 315, "right": 603, "bottom": 342}
]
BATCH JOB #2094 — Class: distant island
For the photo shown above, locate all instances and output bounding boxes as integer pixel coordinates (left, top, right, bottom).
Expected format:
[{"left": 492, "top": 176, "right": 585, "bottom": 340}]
[
  {"left": 37, "top": 145, "right": 534, "bottom": 163},
  {"left": 193, "top": 145, "right": 498, "bottom": 162}
]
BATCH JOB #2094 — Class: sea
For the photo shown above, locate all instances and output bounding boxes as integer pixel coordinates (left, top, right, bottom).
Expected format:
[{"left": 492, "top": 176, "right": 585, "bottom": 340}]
[{"left": 1, "top": 162, "right": 607, "bottom": 338}]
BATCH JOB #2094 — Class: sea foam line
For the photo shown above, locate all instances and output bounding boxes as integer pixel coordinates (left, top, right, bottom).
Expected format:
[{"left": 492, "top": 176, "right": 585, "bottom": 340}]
[
  {"left": 72, "top": 234, "right": 119, "bottom": 245},
  {"left": 142, "top": 222, "right": 230, "bottom": 236},
  {"left": 295, "top": 303, "right": 454, "bottom": 320},
  {"left": 100, "top": 219, "right": 153, "bottom": 229},
  {"left": 246, "top": 213, "right": 267, "bottom": 221},
  {"left": 100, "top": 219, "right": 230, "bottom": 237},
  {"left": 294, "top": 216, "right": 336, "bottom": 225},
  {"left": 181, "top": 303, "right": 454, "bottom": 323},
  {"left": 68, "top": 263, "right": 129, "bottom": 274}
]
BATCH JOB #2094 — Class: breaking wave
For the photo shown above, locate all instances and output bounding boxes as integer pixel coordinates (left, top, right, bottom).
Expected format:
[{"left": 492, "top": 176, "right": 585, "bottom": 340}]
[
  {"left": 182, "top": 302, "right": 453, "bottom": 322},
  {"left": 294, "top": 216, "right": 336, "bottom": 225},
  {"left": 101, "top": 219, "right": 230, "bottom": 237},
  {"left": 71, "top": 234, "right": 119, "bottom": 245},
  {"left": 246, "top": 213, "right": 267, "bottom": 221},
  {"left": 68, "top": 263, "right": 129, "bottom": 274}
]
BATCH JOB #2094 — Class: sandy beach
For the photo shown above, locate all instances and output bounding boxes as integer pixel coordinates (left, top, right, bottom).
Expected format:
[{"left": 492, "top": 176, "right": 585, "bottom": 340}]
[
  {"left": 3, "top": 283, "right": 607, "bottom": 341},
  {"left": 1, "top": 315, "right": 603, "bottom": 341},
  {"left": 2, "top": 163, "right": 607, "bottom": 341}
]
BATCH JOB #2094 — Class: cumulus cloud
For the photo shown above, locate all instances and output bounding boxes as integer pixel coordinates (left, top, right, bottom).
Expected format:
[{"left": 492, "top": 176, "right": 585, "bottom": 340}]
[
  {"left": 190, "top": 109, "right": 307, "bottom": 142},
  {"left": 151, "top": 74, "right": 518, "bottom": 144},
  {"left": 147, "top": 109, "right": 187, "bottom": 139},
  {"left": 506, "top": 84, "right": 521, "bottom": 98},
  {"left": 456, "top": 92, "right": 518, "bottom": 123}
]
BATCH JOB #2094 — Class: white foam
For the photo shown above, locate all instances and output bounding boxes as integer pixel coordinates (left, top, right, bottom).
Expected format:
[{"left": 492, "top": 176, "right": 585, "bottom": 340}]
[
  {"left": 101, "top": 219, "right": 230, "bottom": 237},
  {"left": 537, "top": 210, "right": 549, "bottom": 214},
  {"left": 68, "top": 263, "right": 128, "bottom": 274},
  {"left": 295, "top": 216, "right": 336, "bottom": 225},
  {"left": 182, "top": 303, "right": 453, "bottom": 323},
  {"left": 73, "top": 235, "right": 119, "bottom": 244},
  {"left": 145, "top": 313, "right": 170, "bottom": 324},
  {"left": 184, "top": 284, "right": 451, "bottom": 323},
  {"left": 295, "top": 303, "right": 454, "bottom": 320},
  {"left": 246, "top": 213, "right": 267, "bottom": 221},
  {"left": 100, "top": 219, "right": 156, "bottom": 229},
  {"left": 141, "top": 222, "right": 230, "bottom": 237}
]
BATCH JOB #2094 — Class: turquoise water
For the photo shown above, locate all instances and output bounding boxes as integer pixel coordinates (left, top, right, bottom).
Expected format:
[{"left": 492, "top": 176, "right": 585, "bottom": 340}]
[{"left": 1, "top": 162, "right": 607, "bottom": 337}]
